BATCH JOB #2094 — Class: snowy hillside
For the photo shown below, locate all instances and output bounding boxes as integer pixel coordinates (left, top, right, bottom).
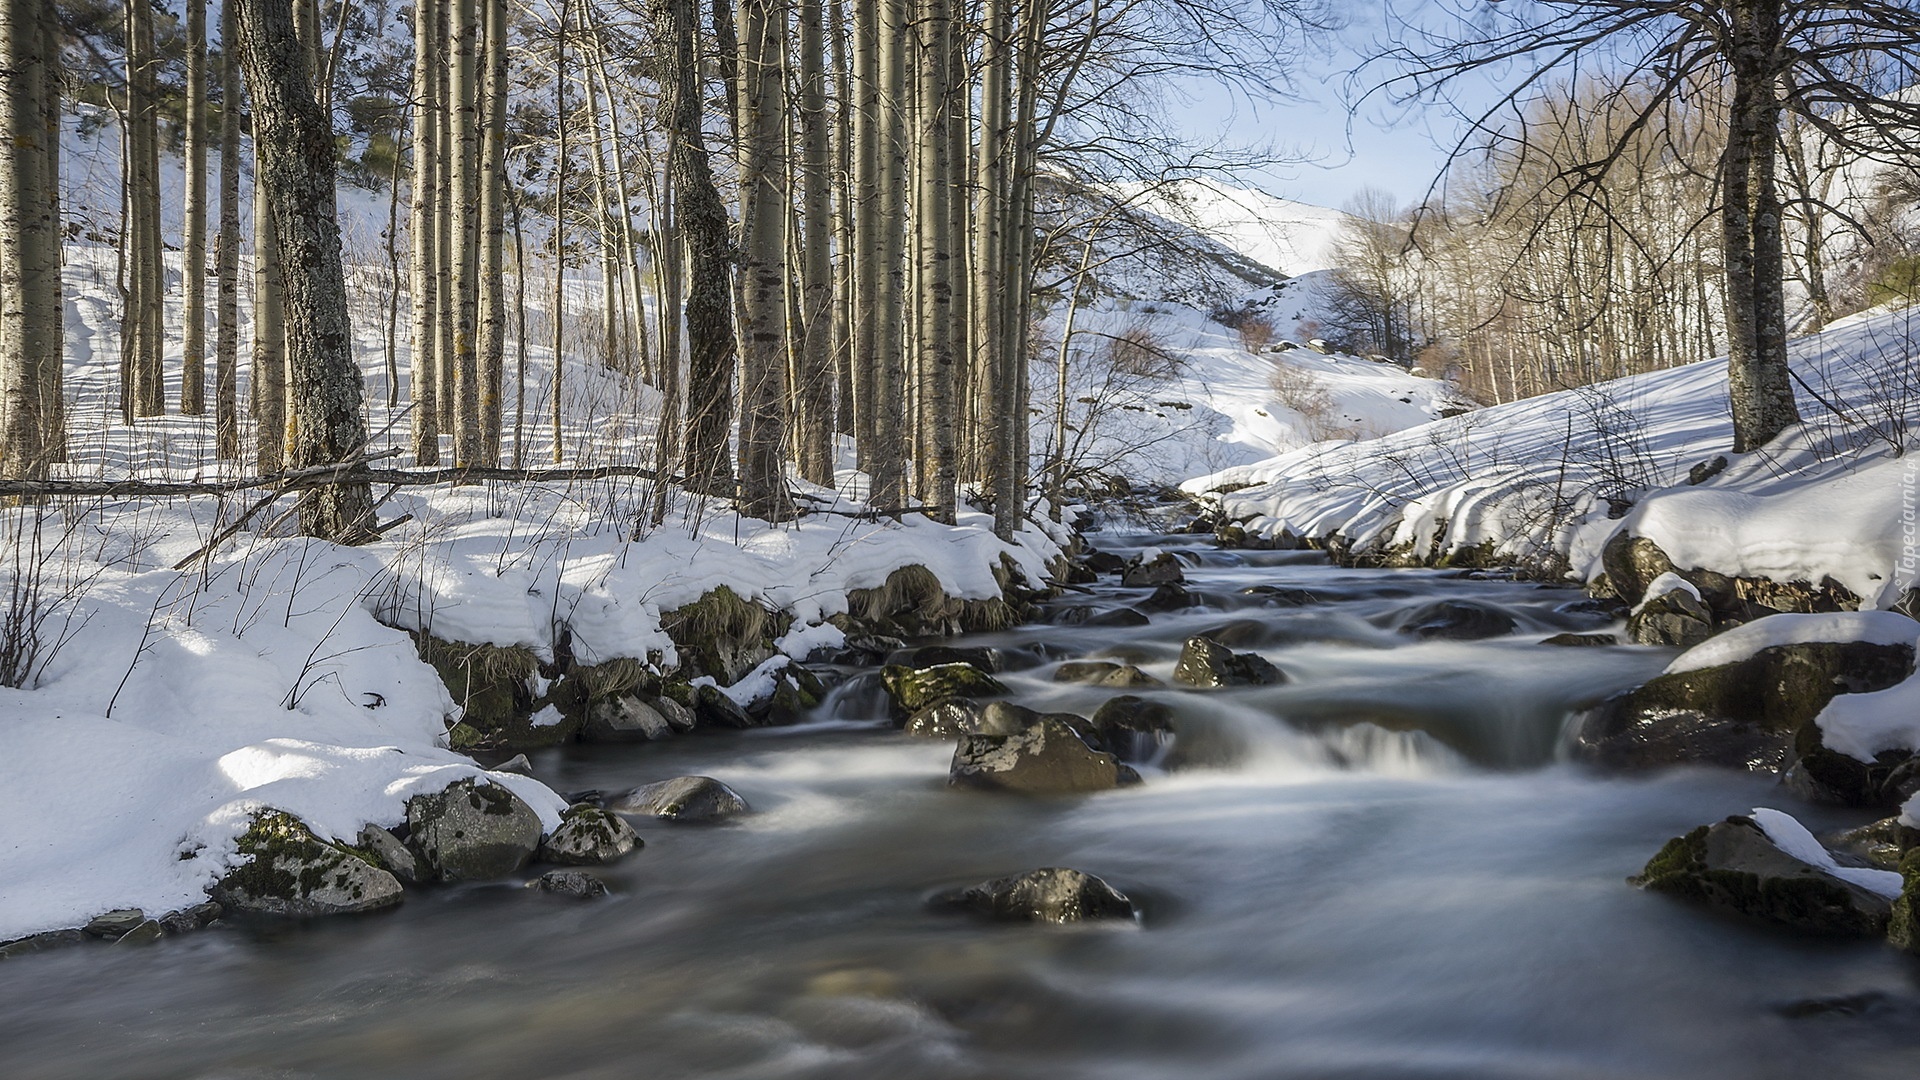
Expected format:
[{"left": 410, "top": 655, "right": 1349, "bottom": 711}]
[
  {"left": 1186, "top": 303, "right": 1920, "bottom": 609},
  {"left": 1124, "top": 178, "right": 1358, "bottom": 277}
]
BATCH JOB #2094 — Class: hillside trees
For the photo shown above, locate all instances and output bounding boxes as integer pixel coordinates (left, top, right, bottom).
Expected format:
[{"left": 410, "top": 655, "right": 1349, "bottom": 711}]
[{"left": 1384, "top": 0, "right": 1920, "bottom": 451}]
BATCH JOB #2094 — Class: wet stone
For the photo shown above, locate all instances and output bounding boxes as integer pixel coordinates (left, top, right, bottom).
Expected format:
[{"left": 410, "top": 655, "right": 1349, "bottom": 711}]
[
  {"left": 932, "top": 867, "right": 1137, "bottom": 924},
  {"left": 608, "top": 775, "right": 751, "bottom": 822},
  {"left": 531, "top": 870, "right": 608, "bottom": 899},
  {"left": 83, "top": 909, "right": 146, "bottom": 939}
]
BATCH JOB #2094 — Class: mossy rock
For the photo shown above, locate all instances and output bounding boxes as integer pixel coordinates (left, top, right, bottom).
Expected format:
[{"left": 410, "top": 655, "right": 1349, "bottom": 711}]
[
  {"left": 407, "top": 778, "right": 544, "bottom": 882},
  {"left": 880, "top": 662, "right": 1007, "bottom": 715},
  {"left": 412, "top": 632, "right": 547, "bottom": 748},
  {"left": 214, "top": 811, "right": 404, "bottom": 917},
  {"left": 1636, "top": 816, "right": 1891, "bottom": 937},
  {"left": 542, "top": 657, "right": 655, "bottom": 744},
  {"left": 662, "top": 587, "right": 787, "bottom": 684},
  {"left": 1574, "top": 640, "right": 1915, "bottom": 774},
  {"left": 538, "top": 806, "right": 641, "bottom": 866},
  {"left": 845, "top": 564, "right": 1023, "bottom": 639},
  {"left": 1886, "top": 850, "right": 1920, "bottom": 953},
  {"left": 1172, "top": 636, "right": 1285, "bottom": 688}
]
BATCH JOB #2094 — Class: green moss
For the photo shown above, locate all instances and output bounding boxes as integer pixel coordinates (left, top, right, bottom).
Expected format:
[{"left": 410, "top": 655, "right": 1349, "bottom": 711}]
[
  {"left": 412, "top": 632, "right": 542, "bottom": 736},
  {"left": 447, "top": 721, "right": 484, "bottom": 750},
  {"left": 222, "top": 811, "right": 374, "bottom": 901},
  {"left": 881, "top": 662, "right": 1007, "bottom": 714},
  {"left": 1634, "top": 825, "right": 1710, "bottom": 892},
  {"left": 1888, "top": 850, "right": 1920, "bottom": 953}
]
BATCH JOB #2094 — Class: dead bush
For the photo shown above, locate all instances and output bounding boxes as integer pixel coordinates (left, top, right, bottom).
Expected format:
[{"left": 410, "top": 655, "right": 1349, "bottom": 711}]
[{"left": 1104, "top": 317, "right": 1183, "bottom": 380}]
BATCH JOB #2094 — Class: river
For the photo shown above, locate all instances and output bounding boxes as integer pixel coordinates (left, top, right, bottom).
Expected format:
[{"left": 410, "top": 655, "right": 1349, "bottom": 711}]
[{"left": 2, "top": 536, "right": 1915, "bottom": 1079}]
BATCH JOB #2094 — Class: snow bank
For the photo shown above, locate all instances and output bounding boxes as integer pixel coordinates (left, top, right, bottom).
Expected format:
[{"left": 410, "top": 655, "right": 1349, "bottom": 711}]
[
  {"left": 1188, "top": 305, "right": 1920, "bottom": 607},
  {"left": 1664, "top": 611, "right": 1920, "bottom": 675},
  {"left": 1750, "top": 808, "right": 1904, "bottom": 898}
]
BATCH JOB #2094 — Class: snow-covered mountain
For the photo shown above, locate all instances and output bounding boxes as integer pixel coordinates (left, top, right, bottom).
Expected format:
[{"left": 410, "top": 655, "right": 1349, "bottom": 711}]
[{"left": 1124, "top": 178, "right": 1359, "bottom": 278}]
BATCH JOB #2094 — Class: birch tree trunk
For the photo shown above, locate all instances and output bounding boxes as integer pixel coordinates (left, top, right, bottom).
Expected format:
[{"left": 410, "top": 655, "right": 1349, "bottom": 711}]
[
  {"left": 794, "top": 0, "right": 835, "bottom": 485},
  {"left": 233, "top": 0, "right": 375, "bottom": 540},
  {"left": 912, "top": 0, "right": 955, "bottom": 520},
  {"left": 0, "top": 0, "right": 60, "bottom": 481},
  {"left": 449, "top": 0, "right": 482, "bottom": 465},
  {"left": 850, "top": 0, "right": 878, "bottom": 465},
  {"left": 216, "top": 0, "right": 242, "bottom": 460},
  {"left": 549, "top": 0, "right": 567, "bottom": 463},
  {"left": 868, "top": 0, "right": 907, "bottom": 510},
  {"left": 408, "top": 0, "right": 441, "bottom": 463},
  {"left": 477, "top": 0, "right": 508, "bottom": 464},
  {"left": 125, "top": 0, "right": 165, "bottom": 419},
  {"left": 975, "top": 0, "right": 1012, "bottom": 531},
  {"left": 181, "top": 0, "right": 209, "bottom": 415},
  {"left": 736, "top": 0, "right": 793, "bottom": 519},
  {"left": 828, "top": 0, "right": 854, "bottom": 440},
  {"left": 433, "top": 0, "right": 456, "bottom": 433}
]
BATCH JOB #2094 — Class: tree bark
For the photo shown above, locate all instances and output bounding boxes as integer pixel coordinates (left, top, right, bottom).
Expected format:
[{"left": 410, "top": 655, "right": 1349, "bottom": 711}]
[
  {"left": 794, "top": 0, "right": 835, "bottom": 485},
  {"left": 409, "top": 0, "right": 441, "bottom": 463},
  {"left": 477, "top": 0, "right": 508, "bottom": 464},
  {"left": 232, "top": 0, "right": 376, "bottom": 540},
  {"left": 216, "top": 0, "right": 242, "bottom": 459},
  {"left": 182, "top": 0, "right": 210, "bottom": 415},
  {"left": 869, "top": 0, "right": 907, "bottom": 509},
  {"left": 0, "top": 0, "right": 60, "bottom": 481},
  {"left": 549, "top": 0, "right": 567, "bottom": 463},
  {"left": 449, "top": 0, "right": 482, "bottom": 465},
  {"left": 252, "top": 144, "right": 288, "bottom": 471},
  {"left": 1722, "top": 0, "right": 1800, "bottom": 453},
  {"left": 657, "top": 0, "right": 737, "bottom": 496},
  {"left": 913, "top": 0, "right": 955, "bottom": 520},
  {"left": 736, "top": 0, "right": 793, "bottom": 519}
]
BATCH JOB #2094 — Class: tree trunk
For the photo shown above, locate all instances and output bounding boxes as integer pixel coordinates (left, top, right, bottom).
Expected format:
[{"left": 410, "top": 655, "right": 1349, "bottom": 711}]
[
  {"left": 869, "top": 0, "right": 907, "bottom": 509},
  {"left": 1722, "top": 0, "right": 1800, "bottom": 453},
  {"left": 829, "top": 0, "right": 854, "bottom": 441},
  {"left": 913, "top": 0, "right": 955, "bottom": 520},
  {"left": 549, "top": 0, "right": 567, "bottom": 463},
  {"left": 794, "top": 0, "right": 835, "bottom": 485},
  {"left": 477, "top": 0, "right": 508, "bottom": 464},
  {"left": 233, "top": 0, "right": 376, "bottom": 540},
  {"left": 976, "top": 0, "right": 1012, "bottom": 532},
  {"left": 409, "top": 0, "right": 441, "bottom": 463},
  {"left": 433, "top": 0, "right": 456, "bottom": 433},
  {"left": 252, "top": 144, "right": 288, "bottom": 471},
  {"left": 181, "top": 0, "right": 209, "bottom": 415},
  {"left": 449, "top": 0, "right": 481, "bottom": 465},
  {"left": 0, "top": 0, "right": 60, "bottom": 481},
  {"left": 736, "top": 0, "right": 793, "bottom": 519},
  {"left": 851, "top": 0, "right": 878, "bottom": 466},
  {"left": 657, "top": 0, "right": 737, "bottom": 496},
  {"left": 216, "top": 0, "right": 242, "bottom": 460},
  {"left": 125, "top": 0, "right": 165, "bottom": 419}
]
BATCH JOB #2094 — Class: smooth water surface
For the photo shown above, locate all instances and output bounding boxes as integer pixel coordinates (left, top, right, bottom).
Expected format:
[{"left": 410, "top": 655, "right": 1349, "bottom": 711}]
[{"left": 4, "top": 539, "right": 1917, "bottom": 1080}]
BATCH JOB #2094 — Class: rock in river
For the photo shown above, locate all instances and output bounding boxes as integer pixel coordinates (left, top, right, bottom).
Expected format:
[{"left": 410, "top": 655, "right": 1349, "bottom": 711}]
[
  {"left": 1635, "top": 813, "right": 1897, "bottom": 937},
  {"left": 214, "top": 811, "right": 404, "bottom": 916},
  {"left": 1054, "top": 661, "right": 1164, "bottom": 689},
  {"left": 1172, "top": 636, "right": 1285, "bottom": 689},
  {"left": 1121, "top": 552, "right": 1186, "bottom": 588},
  {"left": 539, "top": 806, "right": 641, "bottom": 865},
  {"left": 932, "top": 867, "right": 1137, "bottom": 924},
  {"left": 531, "top": 870, "right": 609, "bottom": 899},
  {"left": 881, "top": 662, "right": 1006, "bottom": 715},
  {"left": 950, "top": 718, "right": 1134, "bottom": 794},
  {"left": 608, "top": 775, "right": 751, "bottom": 822},
  {"left": 407, "top": 778, "right": 545, "bottom": 882}
]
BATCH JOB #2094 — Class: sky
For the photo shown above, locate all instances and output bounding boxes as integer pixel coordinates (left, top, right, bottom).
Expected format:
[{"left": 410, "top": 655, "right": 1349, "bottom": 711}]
[{"left": 1160, "top": 3, "right": 1482, "bottom": 213}]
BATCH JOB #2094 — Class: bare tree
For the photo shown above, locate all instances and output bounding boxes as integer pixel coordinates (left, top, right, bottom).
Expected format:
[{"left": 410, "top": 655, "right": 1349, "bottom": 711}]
[
  {"left": 232, "top": 0, "right": 376, "bottom": 540},
  {"left": 0, "top": 0, "right": 61, "bottom": 481}
]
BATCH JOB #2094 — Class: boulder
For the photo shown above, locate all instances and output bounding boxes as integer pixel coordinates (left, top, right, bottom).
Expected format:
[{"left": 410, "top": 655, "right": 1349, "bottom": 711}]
[
  {"left": 1601, "top": 531, "right": 1677, "bottom": 606},
  {"left": 1172, "top": 636, "right": 1285, "bottom": 689},
  {"left": 880, "top": 662, "right": 1007, "bottom": 715},
  {"left": 1089, "top": 695, "right": 1176, "bottom": 761},
  {"left": 1628, "top": 583, "right": 1714, "bottom": 648},
  {"left": 492, "top": 753, "right": 535, "bottom": 775},
  {"left": 407, "top": 778, "right": 545, "bottom": 882},
  {"left": 357, "top": 824, "right": 429, "bottom": 884},
  {"left": 1085, "top": 607, "right": 1152, "bottom": 628},
  {"left": 904, "top": 699, "right": 986, "bottom": 738},
  {"left": 691, "top": 684, "right": 757, "bottom": 729},
  {"left": 1823, "top": 818, "right": 1918, "bottom": 871},
  {"left": 530, "top": 870, "right": 608, "bottom": 899},
  {"left": 753, "top": 668, "right": 825, "bottom": 726},
  {"left": 608, "top": 775, "right": 751, "bottom": 822},
  {"left": 650, "top": 694, "right": 698, "bottom": 733},
  {"left": 83, "top": 909, "right": 147, "bottom": 939},
  {"left": 584, "top": 695, "right": 673, "bottom": 742},
  {"left": 157, "top": 901, "right": 223, "bottom": 935},
  {"left": 950, "top": 718, "right": 1130, "bottom": 794},
  {"left": 1573, "top": 639, "right": 1915, "bottom": 781},
  {"left": 1052, "top": 661, "right": 1164, "bottom": 689},
  {"left": 1135, "top": 584, "right": 1200, "bottom": 613},
  {"left": 214, "top": 811, "right": 404, "bottom": 916},
  {"left": 115, "top": 921, "right": 165, "bottom": 946},
  {"left": 932, "top": 867, "right": 1136, "bottom": 924},
  {"left": 1636, "top": 815, "right": 1894, "bottom": 936},
  {"left": 1391, "top": 599, "right": 1517, "bottom": 641},
  {"left": 539, "top": 806, "right": 641, "bottom": 865},
  {"left": 888, "top": 645, "right": 1004, "bottom": 674},
  {"left": 1083, "top": 550, "right": 1127, "bottom": 575},
  {"left": 1121, "top": 552, "right": 1185, "bottom": 588},
  {"left": 0, "top": 930, "right": 85, "bottom": 960}
]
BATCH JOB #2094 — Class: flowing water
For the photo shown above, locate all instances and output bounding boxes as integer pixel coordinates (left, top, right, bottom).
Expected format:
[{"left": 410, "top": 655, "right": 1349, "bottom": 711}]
[{"left": 4, "top": 537, "right": 1919, "bottom": 1079}]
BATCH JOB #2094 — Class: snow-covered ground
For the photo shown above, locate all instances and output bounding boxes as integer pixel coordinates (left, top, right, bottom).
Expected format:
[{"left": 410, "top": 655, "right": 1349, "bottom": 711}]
[
  {"left": 1124, "top": 178, "right": 1358, "bottom": 277},
  {"left": 1186, "top": 304, "right": 1920, "bottom": 611}
]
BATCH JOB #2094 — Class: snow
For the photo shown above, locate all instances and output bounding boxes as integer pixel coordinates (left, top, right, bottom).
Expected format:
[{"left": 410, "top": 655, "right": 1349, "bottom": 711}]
[
  {"left": 1750, "top": 807, "right": 1905, "bottom": 898},
  {"left": 1633, "top": 572, "right": 1702, "bottom": 614},
  {"left": 1188, "top": 304, "right": 1920, "bottom": 607},
  {"left": 1663, "top": 611, "right": 1920, "bottom": 675},
  {"left": 1125, "top": 179, "right": 1358, "bottom": 278}
]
